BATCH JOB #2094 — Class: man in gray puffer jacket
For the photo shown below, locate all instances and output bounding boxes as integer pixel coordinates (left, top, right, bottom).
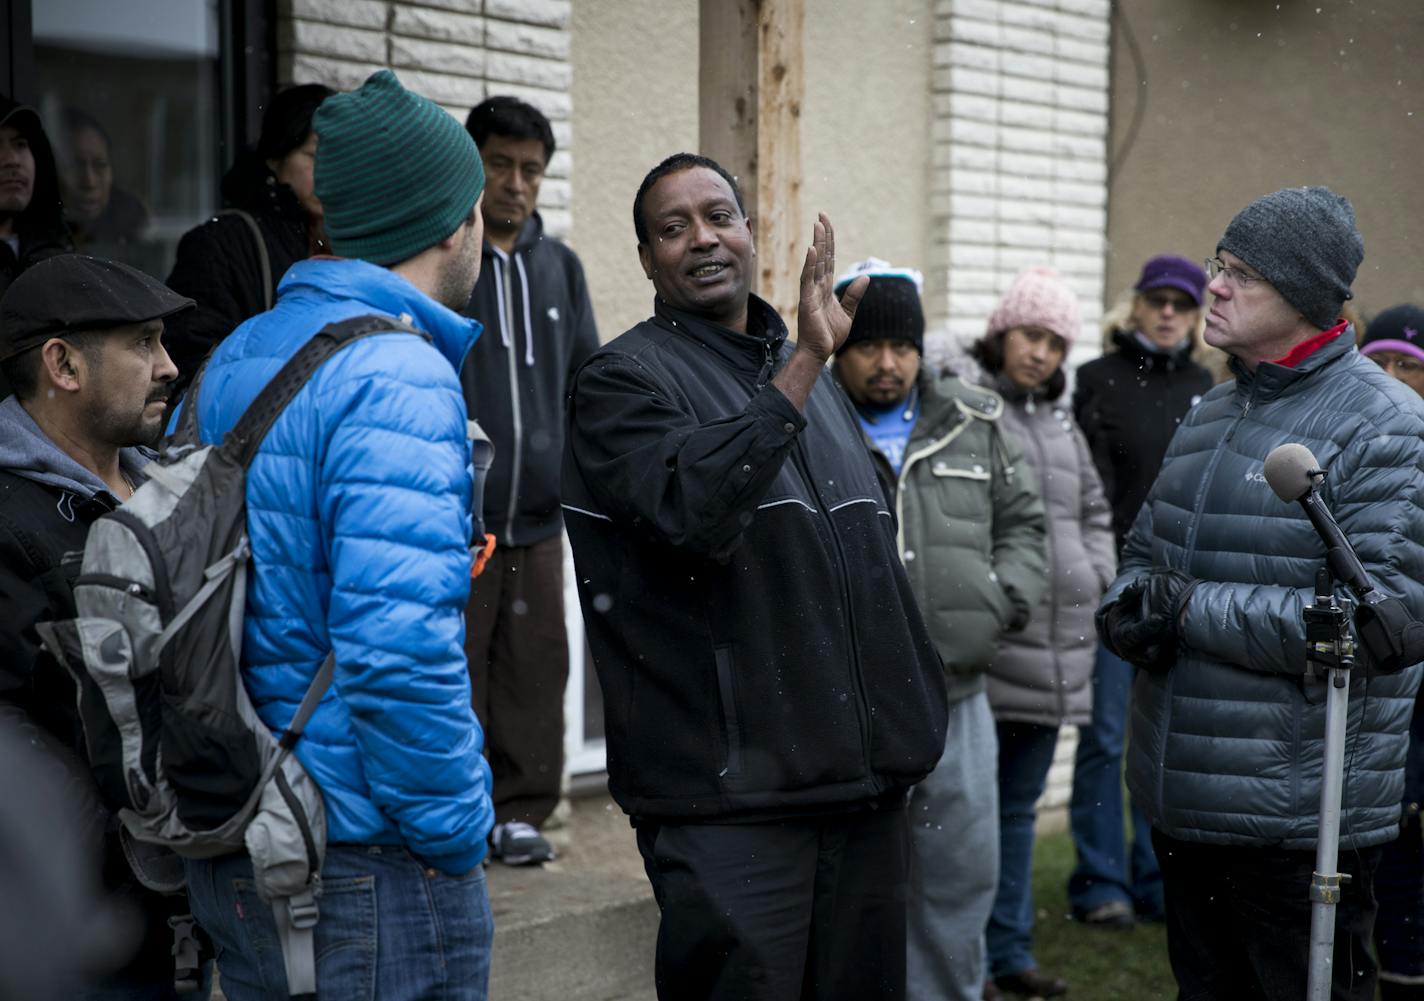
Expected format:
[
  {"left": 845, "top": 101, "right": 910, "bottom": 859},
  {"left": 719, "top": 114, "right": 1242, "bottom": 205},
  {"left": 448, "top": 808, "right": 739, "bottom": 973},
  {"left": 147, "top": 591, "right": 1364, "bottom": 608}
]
[{"left": 1099, "top": 186, "right": 1424, "bottom": 1001}]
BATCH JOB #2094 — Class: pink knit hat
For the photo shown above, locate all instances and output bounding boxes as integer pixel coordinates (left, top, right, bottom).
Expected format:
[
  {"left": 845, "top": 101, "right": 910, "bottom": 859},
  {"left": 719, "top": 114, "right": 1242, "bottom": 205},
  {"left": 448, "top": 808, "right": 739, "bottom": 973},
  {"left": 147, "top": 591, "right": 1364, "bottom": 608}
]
[{"left": 984, "top": 267, "right": 1082, "bottom": 347}]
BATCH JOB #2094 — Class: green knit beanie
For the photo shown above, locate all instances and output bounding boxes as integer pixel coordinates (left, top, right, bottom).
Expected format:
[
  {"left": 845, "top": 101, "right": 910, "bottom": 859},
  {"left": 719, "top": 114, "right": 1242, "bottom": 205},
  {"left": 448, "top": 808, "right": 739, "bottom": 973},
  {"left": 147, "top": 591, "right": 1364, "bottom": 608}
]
[{"left": 313, "top": 70, "right": 486, "bottom": 266}]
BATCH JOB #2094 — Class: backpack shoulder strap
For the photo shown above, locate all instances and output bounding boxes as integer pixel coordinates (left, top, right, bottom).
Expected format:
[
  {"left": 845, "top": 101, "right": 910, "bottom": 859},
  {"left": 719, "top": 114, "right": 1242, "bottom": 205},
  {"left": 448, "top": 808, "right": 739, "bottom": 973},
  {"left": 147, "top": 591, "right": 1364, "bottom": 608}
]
[
  {"left": 168, "top": 359, "right": 209, "bottom": 449},
  {"left": 227, "top": 313, "right": 429, "bottom": 470},
  {"left": 216, "top": 209, "right": 273, "bottom": 311}
]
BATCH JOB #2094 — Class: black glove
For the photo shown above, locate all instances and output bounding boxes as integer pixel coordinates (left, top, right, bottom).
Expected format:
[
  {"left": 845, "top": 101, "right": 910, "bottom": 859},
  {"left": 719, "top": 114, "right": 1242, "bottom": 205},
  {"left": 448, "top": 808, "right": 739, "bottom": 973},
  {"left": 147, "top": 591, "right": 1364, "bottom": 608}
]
[{"left": 1099, "top": 569, "right": 1199, "bottom": 672}]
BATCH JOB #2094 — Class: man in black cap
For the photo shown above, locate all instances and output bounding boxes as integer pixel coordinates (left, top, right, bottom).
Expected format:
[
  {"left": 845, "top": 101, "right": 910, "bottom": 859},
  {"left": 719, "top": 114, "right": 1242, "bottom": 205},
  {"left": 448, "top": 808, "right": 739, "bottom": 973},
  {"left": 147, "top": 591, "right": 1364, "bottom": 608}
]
[{"left": 0, "top": 254, "right": 206, "bottom": 999}]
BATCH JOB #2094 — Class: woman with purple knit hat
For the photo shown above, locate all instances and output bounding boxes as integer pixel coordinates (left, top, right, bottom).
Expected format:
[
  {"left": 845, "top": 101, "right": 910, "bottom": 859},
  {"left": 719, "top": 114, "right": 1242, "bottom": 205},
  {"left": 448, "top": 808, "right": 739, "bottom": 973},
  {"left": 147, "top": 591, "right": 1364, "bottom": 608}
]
[
  {"left": 1362, "top": 303, "right": 1424, "bottom": 398},
  {"left": 1064, "top": 255, "right": 1216, "bottom": 933},
  {"left": 970, "top": 268, "right": 1116, "bottom": 1000}
]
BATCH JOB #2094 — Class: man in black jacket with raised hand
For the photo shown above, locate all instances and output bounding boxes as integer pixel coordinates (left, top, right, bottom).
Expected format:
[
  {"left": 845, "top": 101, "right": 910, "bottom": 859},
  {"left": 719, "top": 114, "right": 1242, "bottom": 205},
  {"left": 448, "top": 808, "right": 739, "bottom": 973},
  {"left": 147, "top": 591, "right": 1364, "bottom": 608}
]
[
  {"left": 461, "top": 96, "right": 599, "bottom": 866},
  {"left": 563, "top": 153, "right": 949, "bottom": 1001}
]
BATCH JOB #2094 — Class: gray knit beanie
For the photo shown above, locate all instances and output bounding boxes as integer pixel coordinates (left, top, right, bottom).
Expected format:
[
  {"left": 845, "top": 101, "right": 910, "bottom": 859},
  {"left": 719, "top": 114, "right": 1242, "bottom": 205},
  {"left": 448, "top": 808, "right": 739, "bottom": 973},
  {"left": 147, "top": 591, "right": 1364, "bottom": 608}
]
[{"left": 1217, "top": 186, "right": 1363, "bottom": 330}]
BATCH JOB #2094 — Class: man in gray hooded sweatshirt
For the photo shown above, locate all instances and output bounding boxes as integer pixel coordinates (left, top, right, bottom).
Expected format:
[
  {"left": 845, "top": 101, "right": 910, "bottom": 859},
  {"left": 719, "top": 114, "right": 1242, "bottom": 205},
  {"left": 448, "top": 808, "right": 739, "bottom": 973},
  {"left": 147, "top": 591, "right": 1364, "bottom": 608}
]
[{"left": 0, "top": 253, "right": 200, "bottom": 999}]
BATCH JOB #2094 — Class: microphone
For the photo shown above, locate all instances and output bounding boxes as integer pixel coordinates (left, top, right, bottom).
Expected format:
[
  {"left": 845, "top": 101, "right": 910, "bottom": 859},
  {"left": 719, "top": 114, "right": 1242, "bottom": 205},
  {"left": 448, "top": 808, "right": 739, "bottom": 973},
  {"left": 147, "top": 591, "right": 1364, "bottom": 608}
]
[
  {"left": 1263, "top": 443, "right": 1372, "bottom": 595},
  {"left": 1263, "top": 443, "right": 1424, "bottom": 673}
]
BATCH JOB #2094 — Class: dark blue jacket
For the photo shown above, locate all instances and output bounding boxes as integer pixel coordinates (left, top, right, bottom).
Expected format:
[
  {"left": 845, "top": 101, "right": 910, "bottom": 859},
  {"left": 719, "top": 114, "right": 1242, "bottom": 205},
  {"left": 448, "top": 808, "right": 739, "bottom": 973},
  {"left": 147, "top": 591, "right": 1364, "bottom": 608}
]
[{"left": 1106, "top": 331, "right": 1424, "bottom": 850}]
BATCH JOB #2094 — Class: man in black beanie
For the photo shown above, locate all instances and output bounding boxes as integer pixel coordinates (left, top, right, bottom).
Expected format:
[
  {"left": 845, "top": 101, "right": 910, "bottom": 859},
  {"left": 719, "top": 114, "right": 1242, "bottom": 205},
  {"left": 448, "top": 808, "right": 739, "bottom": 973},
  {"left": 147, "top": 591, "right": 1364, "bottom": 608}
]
[
  {"left": 832, "top": 260, "right": 1046, "bottom": 1001},
  {"left": 1098, "top": 188, "right": 1424, "bottom": 1001}
]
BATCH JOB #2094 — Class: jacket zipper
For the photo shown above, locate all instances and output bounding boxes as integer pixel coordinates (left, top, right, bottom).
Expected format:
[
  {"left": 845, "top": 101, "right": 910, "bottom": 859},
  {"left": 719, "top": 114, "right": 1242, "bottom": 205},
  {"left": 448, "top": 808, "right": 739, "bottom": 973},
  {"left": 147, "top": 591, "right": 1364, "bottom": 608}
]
[
  {"left": 76, "top": 572, "right": 156, "bottom": 604},
  {"left": 501, "top": 253, "right": 524, "bottom": 543},
  {"left": 1184, "top": 385, "right": 1257, "bottom": 559},
  {"left": 1019, "top": 405, "right": 1065, "bottom": 720},
  {"left": 1156, "top": 383, "right": 1257, "bottom": 818},
  {"left": 788, "top": 441, "right": 875, "bottom": 777}
]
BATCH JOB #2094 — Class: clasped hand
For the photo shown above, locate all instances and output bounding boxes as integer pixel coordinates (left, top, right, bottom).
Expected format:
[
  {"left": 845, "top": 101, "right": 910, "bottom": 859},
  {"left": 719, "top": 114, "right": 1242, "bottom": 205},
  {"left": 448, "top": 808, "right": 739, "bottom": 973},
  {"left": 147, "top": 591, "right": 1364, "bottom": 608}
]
[{"left": 1099, "top": 568, "right": 1199, "bottom": 672}]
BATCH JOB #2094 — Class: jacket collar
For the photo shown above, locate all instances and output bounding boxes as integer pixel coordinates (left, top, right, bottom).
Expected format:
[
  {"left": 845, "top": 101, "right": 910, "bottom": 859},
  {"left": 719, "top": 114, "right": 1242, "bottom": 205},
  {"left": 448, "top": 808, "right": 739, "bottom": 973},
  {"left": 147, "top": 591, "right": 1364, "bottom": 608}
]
[
  {"left": 0, "top": 395, "right": 150, "bottom": 502},
  {"left": 653, "top": 294, "right": 788, "bottom": 377},
  {"left": 1111, "top": 328, "right": 1196, "bottom": 372},
  {"left": 484, "top": 211, "right": 546, "bottom": 259},
  {"left": 277, "top": 257, "right": 483, "bottom": 373},
  {"left": 1228, "top": 323, "right": 1355, "bottom": 401}
]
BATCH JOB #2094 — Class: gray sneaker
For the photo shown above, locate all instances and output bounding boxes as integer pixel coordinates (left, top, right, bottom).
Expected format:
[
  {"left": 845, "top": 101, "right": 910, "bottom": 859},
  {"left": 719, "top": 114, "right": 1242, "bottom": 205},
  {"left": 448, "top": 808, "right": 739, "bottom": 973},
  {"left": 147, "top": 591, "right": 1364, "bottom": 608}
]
[{"left": 489, "top": 821, "right": 556, "bottom": 866}]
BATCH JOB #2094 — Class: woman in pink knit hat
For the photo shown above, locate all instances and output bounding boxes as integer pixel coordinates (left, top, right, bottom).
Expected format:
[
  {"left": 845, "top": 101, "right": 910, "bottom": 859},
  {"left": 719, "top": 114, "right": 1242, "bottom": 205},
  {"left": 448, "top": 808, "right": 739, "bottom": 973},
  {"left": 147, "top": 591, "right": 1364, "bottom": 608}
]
[{"left": 970, "top": 268, "right": 1116, "bottom": 1001}]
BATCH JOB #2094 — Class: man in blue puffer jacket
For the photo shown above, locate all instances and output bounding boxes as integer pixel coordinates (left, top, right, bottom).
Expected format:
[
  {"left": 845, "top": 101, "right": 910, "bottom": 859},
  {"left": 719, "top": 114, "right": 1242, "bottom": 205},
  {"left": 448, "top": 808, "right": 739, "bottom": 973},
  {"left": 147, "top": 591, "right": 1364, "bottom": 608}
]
[
  {"left": 179, "top": 71, "right": 496, "bottom": 1001},
  {"left": 1098, "top": 187, "right": 1424, "bottom": 1001}
]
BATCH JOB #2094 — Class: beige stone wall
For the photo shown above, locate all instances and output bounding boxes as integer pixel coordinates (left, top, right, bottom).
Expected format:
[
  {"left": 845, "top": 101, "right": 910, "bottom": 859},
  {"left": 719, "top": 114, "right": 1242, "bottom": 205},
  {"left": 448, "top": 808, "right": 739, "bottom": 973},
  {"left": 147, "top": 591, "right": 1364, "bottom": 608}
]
[
  {"left": 570, "top": 0, "right": 934, "bottom": 344},
  {"left": 276, "top": 0, "right": 576, "bottom": 238},
  {"left": 930, "top": 0, "right": 1112, "bottom": 368},
  {"left": 568, "top": 0, "right": 699, "bottom": 341},
  {"left": 800, "top": 0, "right": 934, "bottom": 294},
  {"left": 1107, "top": 1, "right": 1424, "bottom": 317}
]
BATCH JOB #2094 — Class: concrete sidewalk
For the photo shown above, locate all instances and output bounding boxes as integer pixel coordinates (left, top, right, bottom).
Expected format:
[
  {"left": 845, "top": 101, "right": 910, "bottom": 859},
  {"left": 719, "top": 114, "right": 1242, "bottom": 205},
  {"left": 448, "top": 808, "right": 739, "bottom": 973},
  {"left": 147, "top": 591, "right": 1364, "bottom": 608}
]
[{"left": 488, "top": 789, "right": 657, "bottom": 1000}]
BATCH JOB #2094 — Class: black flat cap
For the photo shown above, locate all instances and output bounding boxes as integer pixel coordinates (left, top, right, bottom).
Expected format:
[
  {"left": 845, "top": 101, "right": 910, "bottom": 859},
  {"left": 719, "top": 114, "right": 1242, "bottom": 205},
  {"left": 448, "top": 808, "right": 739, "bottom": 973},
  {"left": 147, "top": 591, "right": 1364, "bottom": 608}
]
[{"left": 0, "top": 254, "right": 194, "bottom": 362}]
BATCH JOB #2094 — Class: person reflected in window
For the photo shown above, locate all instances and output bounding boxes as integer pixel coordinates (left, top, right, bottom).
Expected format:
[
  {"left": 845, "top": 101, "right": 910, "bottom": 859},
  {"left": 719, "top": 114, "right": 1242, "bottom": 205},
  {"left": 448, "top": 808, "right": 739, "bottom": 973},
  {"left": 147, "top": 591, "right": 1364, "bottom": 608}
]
[
  {"left": 0, "top": 95, "right": 73, "bottom": 399},
  {"left": 57, "top": 108, "right": 163, "bottom": 276},
  {"left": 163, "top": 83, "right": 333, "bottom": 394}
]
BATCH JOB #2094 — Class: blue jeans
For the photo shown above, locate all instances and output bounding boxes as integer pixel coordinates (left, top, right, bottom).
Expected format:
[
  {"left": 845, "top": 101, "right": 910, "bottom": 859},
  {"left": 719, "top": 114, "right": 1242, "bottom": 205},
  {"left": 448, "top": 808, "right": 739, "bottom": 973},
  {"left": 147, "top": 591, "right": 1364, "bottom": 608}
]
[
  {"left": 986, "top": 721, "right": 1060, "bottom": 979},
  {"left": 1067, "top": 646, "right": 1162, "bottom": 916},
  {"left": 184, "top": 846, "right": 493, "bottom": 1001}
]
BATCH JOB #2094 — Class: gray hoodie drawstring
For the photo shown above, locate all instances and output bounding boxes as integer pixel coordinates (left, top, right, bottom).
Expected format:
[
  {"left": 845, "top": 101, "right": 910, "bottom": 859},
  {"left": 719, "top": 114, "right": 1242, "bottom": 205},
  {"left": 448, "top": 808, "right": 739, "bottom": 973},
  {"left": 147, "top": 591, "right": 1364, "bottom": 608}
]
[
  {"left": 490, "top": 254, "right": 511, "bottom": 349},
  {"left": 514, "top": 253, "right": 535, "bottom": 367}
]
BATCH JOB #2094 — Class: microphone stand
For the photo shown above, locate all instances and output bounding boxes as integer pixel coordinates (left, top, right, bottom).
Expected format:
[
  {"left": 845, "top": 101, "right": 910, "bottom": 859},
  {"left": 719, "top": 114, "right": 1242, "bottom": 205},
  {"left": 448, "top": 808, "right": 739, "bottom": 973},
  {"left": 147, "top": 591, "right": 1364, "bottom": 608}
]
[{"left": 1303, "top": 566, "right": 1355, "bottom": 1001}]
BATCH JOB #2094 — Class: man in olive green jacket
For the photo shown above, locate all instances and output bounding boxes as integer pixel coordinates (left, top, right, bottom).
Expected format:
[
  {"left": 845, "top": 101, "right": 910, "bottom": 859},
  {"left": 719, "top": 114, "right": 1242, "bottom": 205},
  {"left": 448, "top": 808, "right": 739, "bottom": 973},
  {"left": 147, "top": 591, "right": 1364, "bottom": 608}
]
[{"left": 834, "top": 262, "right": 1046, "bottom": 1001}]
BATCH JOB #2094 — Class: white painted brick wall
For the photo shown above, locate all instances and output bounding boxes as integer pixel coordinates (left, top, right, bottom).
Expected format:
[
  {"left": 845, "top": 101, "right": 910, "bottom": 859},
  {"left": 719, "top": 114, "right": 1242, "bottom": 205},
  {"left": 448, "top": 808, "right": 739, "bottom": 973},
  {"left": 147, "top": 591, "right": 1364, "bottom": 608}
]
[
  {"left": 275, "top": 0, "right": 575, "bottom": 238},
  {"left": 927, "top": 0, "right": 1112, "bottom": 819},
  {"left": 928, "top": 0, "right": 1109, "bottom": 360}
]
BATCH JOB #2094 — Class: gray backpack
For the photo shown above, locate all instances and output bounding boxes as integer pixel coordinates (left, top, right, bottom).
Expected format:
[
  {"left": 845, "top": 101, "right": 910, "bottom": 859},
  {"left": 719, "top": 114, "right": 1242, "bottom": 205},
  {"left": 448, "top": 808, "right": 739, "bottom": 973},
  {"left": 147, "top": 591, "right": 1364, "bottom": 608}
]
[{"left": 37, "top": 314, "right": 425, "bottom": 1000}]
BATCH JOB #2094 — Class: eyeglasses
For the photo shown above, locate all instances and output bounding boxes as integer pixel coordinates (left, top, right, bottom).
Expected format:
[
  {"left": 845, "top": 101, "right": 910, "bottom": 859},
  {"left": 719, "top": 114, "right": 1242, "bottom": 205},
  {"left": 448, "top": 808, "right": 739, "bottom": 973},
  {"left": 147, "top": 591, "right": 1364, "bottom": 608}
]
[
  {"left": 1205, "top": 257, "right": 1267, "bottom": 289},
  {"left": 1142, "top": 290, "right": 1197, "bottom": 312}
]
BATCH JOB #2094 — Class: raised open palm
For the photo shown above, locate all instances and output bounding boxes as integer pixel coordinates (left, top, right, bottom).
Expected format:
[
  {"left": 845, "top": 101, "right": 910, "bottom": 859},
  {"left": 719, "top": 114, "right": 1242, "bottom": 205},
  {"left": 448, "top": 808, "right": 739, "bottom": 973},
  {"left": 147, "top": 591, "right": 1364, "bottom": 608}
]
[{"left": 797, "top": 213, "right": 868, "bottom": 360}]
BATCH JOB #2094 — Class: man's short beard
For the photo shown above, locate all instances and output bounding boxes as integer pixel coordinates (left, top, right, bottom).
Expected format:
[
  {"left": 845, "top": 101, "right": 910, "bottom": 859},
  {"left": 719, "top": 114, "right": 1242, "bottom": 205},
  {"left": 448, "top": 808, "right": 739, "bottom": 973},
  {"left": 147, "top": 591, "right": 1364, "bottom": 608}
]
[{"left": 433, "top": 229, "right": 481, "bottom": 311}]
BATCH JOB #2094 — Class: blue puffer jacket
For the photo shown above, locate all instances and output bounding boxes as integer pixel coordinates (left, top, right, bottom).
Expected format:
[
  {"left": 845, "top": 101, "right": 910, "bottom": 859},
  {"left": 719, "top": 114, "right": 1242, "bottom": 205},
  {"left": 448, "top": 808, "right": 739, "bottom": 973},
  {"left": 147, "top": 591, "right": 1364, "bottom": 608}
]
[
  {"left": 191, "top": 257, "right": 494, "bottom": 874},
  {"left": 1104, "top": 330, "right": 1424, "bottom": 851}
]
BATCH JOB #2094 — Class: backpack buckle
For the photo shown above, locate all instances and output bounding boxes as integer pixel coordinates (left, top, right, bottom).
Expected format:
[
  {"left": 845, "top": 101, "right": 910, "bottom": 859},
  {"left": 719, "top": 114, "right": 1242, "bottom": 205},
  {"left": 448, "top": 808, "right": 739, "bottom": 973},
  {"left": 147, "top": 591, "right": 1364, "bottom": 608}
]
[{"left": 287, "top": 879, "right": 321, "bottom": 929}]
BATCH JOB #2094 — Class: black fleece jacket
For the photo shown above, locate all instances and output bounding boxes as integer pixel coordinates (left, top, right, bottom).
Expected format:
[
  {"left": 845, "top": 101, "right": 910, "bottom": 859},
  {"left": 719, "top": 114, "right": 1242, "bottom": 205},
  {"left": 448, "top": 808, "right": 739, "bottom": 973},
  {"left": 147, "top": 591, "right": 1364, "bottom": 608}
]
[
  {"left": 1073, "top": 330, "right": 1213, "bottom": 550},
  {"left": 163, "top": 150, "right": 313, "bottom": 387},
  {"left": 562, "top": 296, "right": 949, "bottom": 821},
  {"left": 461, "top": 213, "right": 598, "bottom": 546}
]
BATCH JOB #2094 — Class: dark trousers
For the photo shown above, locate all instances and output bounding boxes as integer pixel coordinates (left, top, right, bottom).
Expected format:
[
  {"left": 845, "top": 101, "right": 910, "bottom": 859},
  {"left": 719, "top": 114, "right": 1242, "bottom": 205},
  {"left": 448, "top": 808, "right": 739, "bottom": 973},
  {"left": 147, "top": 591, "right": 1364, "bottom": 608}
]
[
  {"left": 1376, "top": 813, "right": 1424, "bottom": 984},
  {"left": 465, "top": 534, "right": 568, "bottom": 827},
  {"left": 1152, "top": 829, "right": 1381, "bottom": 1001},
  {"left": 635, "top": 804, "right": 910, "bottom": 1001}
]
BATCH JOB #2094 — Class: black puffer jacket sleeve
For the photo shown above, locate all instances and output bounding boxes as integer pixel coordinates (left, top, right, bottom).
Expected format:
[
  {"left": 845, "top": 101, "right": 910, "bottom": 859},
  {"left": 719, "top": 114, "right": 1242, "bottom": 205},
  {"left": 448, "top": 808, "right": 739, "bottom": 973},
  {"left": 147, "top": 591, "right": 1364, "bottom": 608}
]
[{"left": 566, "top": 354, "right": 805, "bottom": 561}]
